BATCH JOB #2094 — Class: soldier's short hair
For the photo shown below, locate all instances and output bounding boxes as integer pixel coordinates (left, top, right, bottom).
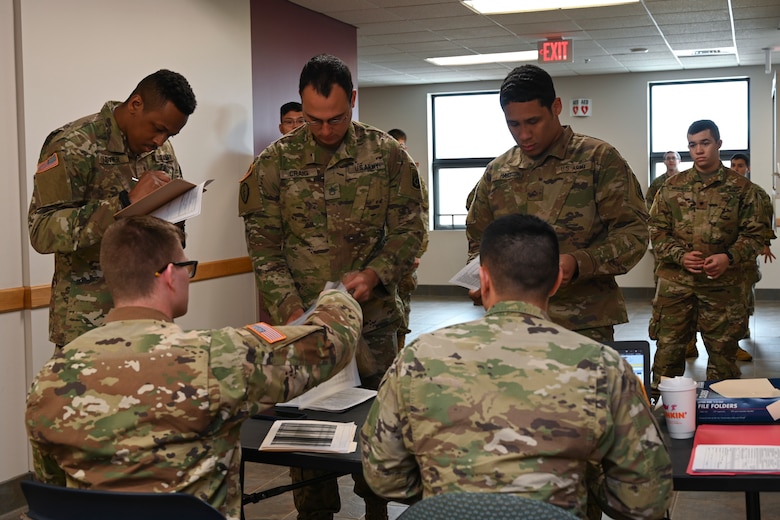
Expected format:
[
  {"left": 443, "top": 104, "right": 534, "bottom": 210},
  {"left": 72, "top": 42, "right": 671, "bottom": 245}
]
[
  {"left": 687, "top": 119, "right": 720, "bottom": 141},
  {"left": 280, "top": 101, "right": 302, "bottom": 119},
  {"left": 387, "top": 128, "right": 407, "bottom": 141},
  {"left": 730, "top": 152, "right": 750, "bottom": 167},
  {"left": 480, "top": 214, "right": 560, "bottom": 297},
  {"left": 665, "top": 151, "right": 681, "bottom": 161},
  {"left": 499, "top": 64, "right": 556, "bottom": 110},
  {"left": 299, "top": 54, "right": 353, "bottom": 99},
  {"left": 101, "top": 216, "right": 186, "bottom": 301},
  {"left": 129, "top": 69, "right": 197, "bottom": 116}
]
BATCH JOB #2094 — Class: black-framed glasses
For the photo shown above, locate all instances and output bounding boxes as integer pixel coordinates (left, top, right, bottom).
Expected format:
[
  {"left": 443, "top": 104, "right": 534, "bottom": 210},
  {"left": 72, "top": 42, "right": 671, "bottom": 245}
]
[
  {"left": 155, "top": 260, "right": 198, "bottom": 279},
  {"left": 305, "top": 115, "right": 350, "bottom": 128},
  {"left": 282, "top": 117, "right": 306, "bottom": 126}
]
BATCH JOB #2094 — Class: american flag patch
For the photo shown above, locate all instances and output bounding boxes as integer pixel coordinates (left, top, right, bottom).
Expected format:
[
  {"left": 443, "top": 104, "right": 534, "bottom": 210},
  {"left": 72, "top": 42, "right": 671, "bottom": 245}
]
[
  {"left": 36, "top": 153, "right": 59, "bottom": 174},
  {"left": 246, "top": 322, "right": 287, "bottom": 343}
]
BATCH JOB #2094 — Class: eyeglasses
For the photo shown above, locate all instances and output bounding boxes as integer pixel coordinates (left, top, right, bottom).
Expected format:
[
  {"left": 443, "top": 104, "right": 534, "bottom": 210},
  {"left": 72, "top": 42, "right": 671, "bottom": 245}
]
[
  {"left": 155, "top": 260, "right": 198, "bottom": 279},
  {"left": 305, "top": 115, "right": 350, "bottom": 128},
  {"left": 282, "top": 118, "right": 306, "bottom": 126}
]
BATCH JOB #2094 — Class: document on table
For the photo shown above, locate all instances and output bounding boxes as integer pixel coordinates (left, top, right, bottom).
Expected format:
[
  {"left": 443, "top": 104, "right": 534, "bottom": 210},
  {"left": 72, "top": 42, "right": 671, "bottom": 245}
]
[
  {"left": 691, "top": 445, "right": 780, "bottom": 472},
  {"left": 686, "top": 424, "right": 780, "bottom": 475},
  {"left": 276, "top": 357, "right": 376, "bottom": 412},
  {"left": 449, "top": 255, "right": 480, "bottom": 291},
  {"left": 259, "top": 420, "right": 357, "bottom": 453}
]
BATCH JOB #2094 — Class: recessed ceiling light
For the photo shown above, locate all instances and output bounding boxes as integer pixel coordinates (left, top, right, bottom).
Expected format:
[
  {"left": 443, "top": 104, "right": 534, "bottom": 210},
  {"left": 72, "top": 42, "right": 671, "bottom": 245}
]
[
  {"left": 462, "top": 0, "right": 639, "bottom": 14},
  {"left": 673, "top": 47, "right": 737, "bottom": 58},
  {"left": 630, "top": 47, "right": 649, "bottom": 53},
  {"left": 426, "top": 50, "right": 539, "bottom": 66}
]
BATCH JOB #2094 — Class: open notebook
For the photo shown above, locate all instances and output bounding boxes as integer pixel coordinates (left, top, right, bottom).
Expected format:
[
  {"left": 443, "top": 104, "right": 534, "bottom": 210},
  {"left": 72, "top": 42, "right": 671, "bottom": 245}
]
[{"left": 606, "top": 340, "right": 652, "bottom": 402}]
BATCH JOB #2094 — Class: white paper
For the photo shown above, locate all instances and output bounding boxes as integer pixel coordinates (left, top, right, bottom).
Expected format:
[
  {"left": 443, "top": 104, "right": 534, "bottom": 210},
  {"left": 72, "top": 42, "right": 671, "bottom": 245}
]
[
  {"left": 259, "top": 420, "right": 357, "bottom": 453},
  {"left": 692, "top": 444, "right": 780, "bottom": 472},
  {"left": 150, "top": 179, "right": 211, "bottom": 223},
  {"left": 449, "top": 255, "right": 480, "bottom": 290},
  {"left": 276, "top": 357, "right": 374, "bottom": 411}
]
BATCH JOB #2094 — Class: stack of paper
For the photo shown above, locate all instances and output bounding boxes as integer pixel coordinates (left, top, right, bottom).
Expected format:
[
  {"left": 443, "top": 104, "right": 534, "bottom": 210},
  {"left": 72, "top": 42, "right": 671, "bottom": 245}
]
[
  {"left": 259, "top": 420, "right": 357, "bottom": 454},
  {"left": 276, "top": 357, "right": 376, "bottom": 412}
]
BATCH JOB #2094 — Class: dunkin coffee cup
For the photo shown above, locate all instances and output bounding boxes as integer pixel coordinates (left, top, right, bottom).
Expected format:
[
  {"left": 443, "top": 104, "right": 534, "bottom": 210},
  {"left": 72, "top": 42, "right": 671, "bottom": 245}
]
[{"left": 658, "top": 376, "right": 697, "bottom": 439}]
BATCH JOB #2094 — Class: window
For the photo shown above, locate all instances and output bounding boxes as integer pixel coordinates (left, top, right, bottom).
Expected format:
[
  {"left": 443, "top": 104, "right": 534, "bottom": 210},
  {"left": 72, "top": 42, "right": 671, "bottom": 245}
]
[
  {"left": 431, "top": 92, "right": 515, "bottom": 229},
  {"left": 649, "top": 78, "right": 749, "bottom": 181}
]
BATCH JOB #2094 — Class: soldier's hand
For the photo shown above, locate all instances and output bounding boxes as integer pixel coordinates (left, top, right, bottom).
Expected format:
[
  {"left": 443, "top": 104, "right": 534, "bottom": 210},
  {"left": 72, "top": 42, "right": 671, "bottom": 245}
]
[
  {"left": 468, "top": 288, "right": 482, "bottom": 306},
  {"left": 559, "top": 254, "right": 578, "bottom": 286},
  {"left": 702, "top": 253, "right": 728, "bottom": 279},
  {"left": 285, "top": 308, "right": 305, "bottom": 324},
  {"left": 128, "top": 171, "right": 171, "bottom": 203},
  {"left": 342, "top": 269, "right": 379, "bottom": 303},
  {"left": 682, "top": 251, "right": 705, "bottom": 274},
  {"left": 762, "top": 246, "right": 775, "bottom": 264}
]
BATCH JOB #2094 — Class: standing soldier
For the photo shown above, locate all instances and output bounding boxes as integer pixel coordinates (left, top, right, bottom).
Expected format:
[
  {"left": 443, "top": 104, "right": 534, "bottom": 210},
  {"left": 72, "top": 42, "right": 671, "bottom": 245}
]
[
  {"left": 238, "top": 54, "right": 426, "bottom": 520},
  {"left": 650, "top": 120, "right": 765, "bottom": 393},
  {"left": 28, "top": 69, "right": 196, "bottom": 349},
  {"left": 729, "top": 153, "right": 775, "bottom": 361},
  {"left": 466, "top": 64, "right": 649, "bottom": 344}
]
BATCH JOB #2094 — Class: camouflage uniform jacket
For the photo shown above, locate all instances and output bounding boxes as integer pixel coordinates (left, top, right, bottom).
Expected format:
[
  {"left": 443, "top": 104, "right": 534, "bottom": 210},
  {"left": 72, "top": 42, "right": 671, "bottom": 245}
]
[
  {"left": 238, "top": 121, "right": 426, "bottom": 330},
  {"left": 645, "top": 172, "right": 668, "bottom": 212},
  {"left": 360, "top": 300, "right": 672, "bottom": 519},
  {"left": 751, "top": 182, "right": 776, "bottom": 247},
  {"left": 465, "top": 126, "right": 649, "bottom": 331},
  {"left": 649, "top": 163, "right": 765, "bottom": 287},
  {"left": 25, "top": 290, "right": 362, "bottom": 520},
  {"left": 28, "top": 101, "right": 182, "bottom": 345}
]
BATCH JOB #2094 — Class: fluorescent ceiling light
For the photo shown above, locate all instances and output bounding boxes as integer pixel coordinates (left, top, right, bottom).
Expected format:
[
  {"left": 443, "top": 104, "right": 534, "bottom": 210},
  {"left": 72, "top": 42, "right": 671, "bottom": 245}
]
[
  {"left": 426, "top": 50, "right": 538, "bottom": 66},
  {"left": 462, "top": 0, "right": 639, "bottom": 14},
  {"left": 673, "top": 47, "right": 737, "bottom": 58}
]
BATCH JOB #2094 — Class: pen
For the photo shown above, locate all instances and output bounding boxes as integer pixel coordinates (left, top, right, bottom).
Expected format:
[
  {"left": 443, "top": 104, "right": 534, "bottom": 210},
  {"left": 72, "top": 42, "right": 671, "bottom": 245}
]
[{"left": 132, "top": 176, "right": 139, "bottom": 182}]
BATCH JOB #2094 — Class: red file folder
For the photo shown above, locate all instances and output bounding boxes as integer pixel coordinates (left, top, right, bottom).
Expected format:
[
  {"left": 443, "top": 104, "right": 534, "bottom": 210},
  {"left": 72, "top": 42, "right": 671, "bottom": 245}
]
[{"left": 686, "top": 424, "right": 780, "bottom": 475}]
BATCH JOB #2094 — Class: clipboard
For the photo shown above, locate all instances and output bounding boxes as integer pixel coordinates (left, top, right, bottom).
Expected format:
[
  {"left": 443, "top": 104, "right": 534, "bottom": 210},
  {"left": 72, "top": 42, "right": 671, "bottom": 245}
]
[{"left": 115, "top": 178, "right": 197, "bottom": 218}]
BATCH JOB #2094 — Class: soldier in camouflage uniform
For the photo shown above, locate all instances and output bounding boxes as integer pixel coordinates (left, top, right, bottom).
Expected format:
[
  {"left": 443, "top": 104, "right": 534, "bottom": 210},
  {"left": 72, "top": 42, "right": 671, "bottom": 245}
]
[
  {"left": 726, "top": 153, "right": 775, "bottom": 361},
  {"left": 25, "top": 216, "right": 362, "bottom": 520},
  {"left": 646, "top": 151, "right": 681, "bottom": 212},
  {"left": 387, "top": 128, "right": 429, "bottom": 348},
  {"left": 238, "top": 55, "right": 426, "bottom": 520},
  {"left": 466, "top": 65, "right": 649, "bottom": 343},
  {"left": 28, "top": 69, "right": 196, "bottom": 348},
  {"left": 361, "top": 214, "right": 672, "bottom": 520},
  {"left": 649, "top": 120, "right": 766, "bottom": 390}
]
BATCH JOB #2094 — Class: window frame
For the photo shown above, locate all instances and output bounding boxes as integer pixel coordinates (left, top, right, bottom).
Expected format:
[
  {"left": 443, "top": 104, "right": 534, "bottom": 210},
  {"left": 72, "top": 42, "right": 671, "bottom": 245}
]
[
  {"left": 431, "top": 91, "right": 507, "bottom": 230},
  {"left": 648, "top": 77, "right": 750, "bottom": 182}
]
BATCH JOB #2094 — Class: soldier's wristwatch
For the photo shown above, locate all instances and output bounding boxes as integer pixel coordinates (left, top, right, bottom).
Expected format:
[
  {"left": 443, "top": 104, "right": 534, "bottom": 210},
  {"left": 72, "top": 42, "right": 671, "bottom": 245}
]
[
  {"left": 119, "top": 190, "right": 131, "bottom": 208},
  {"left": 725, "top": 251, "right": 734, "bottom": 265}
]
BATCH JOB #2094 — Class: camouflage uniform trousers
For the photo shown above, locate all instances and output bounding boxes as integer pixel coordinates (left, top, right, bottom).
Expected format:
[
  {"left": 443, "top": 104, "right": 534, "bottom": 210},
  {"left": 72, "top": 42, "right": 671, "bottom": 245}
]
[
  {"left": 291, "top": 326, "right": 398, "bottom": 520},
  {"left": 396, "top": 269, "right": 418, "bottom": 349},
  {"left": 743, "top": 260, "right": 760, "bottom": 318},
  {"left": 650, "top": 278, "right": 744, "bottom": 389}
]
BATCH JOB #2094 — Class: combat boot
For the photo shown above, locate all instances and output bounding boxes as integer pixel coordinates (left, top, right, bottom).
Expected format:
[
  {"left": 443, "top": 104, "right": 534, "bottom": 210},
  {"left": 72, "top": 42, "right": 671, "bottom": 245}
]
[{"left": 736, "top": 347, "right": 753, "bottom": 362}]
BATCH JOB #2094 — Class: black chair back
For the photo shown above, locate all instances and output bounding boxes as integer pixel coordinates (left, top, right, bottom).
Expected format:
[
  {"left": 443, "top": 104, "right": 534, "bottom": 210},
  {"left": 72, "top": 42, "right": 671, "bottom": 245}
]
[{"left": 21, "top": 480, "right": 225, "bottom": 520}]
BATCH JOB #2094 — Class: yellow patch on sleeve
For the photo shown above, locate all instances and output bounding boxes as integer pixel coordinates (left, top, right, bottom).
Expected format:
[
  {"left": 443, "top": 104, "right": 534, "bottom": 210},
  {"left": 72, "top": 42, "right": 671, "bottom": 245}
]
[
  {"left": 245, "top": 322, "right": 287, "bottom": 343},
  {"left": 36, "top": 153, "right": 59, "bottom": 174}
]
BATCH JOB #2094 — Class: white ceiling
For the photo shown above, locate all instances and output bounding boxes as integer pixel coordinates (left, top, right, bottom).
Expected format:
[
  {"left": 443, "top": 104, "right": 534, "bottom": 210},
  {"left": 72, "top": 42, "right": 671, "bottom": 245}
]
[{"left": 288, "top": 0, "right": 780, "bottom": 86}]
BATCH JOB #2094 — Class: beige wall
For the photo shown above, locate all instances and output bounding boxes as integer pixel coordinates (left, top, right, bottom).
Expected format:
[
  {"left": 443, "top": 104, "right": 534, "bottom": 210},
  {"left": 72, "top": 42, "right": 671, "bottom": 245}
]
[
  {"left": 359, "top": 66, "right": 779, "bottom": 290},
  {"left": 3, "top": 0, "right": 258, "bottom": 482}
]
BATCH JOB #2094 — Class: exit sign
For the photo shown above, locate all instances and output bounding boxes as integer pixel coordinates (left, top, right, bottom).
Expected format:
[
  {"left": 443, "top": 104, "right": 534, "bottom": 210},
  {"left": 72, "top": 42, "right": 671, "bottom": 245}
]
[{"left": 537, "top": 39, "right": 573, "bottom": 63}]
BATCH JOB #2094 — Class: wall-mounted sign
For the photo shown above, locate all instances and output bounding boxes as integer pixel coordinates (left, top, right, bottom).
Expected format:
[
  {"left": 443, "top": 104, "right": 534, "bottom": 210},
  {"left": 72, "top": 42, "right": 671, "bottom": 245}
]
[
  {"left": 537, "top": 39, "right": 572, "bottom": 63},
  {"left": 570, "top": 98, "right": 592, "bottom": 117}
]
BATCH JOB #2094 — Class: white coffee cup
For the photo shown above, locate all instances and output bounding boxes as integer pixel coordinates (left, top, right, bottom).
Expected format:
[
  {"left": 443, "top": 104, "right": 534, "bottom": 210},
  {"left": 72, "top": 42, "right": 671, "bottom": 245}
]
[{"left": 658, "top": 376, "right": 697, "bottom": 439}]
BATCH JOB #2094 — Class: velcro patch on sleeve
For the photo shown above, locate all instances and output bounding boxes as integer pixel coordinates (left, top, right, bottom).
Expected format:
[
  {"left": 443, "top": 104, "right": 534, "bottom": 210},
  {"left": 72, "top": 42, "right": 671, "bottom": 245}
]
[
  {"left": 245, "top": 322, "right": 287, "bottom": 343},
  {"left": 36, "top": 153, "right": 59, "bottom": 174}
]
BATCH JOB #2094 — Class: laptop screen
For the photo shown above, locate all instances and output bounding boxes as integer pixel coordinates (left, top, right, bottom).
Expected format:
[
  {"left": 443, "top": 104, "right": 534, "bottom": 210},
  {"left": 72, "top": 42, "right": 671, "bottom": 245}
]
[{"left": 605, "top": 340, "right": 652, "bottom": 401}]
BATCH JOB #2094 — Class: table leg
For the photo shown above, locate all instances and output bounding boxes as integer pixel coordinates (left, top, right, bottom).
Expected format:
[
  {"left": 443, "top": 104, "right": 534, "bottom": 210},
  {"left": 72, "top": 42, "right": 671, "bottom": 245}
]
[{"left": 745, "top": 491, "right": 760, "bottom": 520}]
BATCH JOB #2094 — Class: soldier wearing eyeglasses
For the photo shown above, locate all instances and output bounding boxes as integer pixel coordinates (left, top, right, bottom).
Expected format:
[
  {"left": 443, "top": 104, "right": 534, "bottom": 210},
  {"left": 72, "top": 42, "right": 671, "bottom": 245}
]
[
  {"left": 279, "top": 101, "right": 305, "bottom": 135},
  {"left": 239, "top": 54, "right": 426, "bottom": 520},
  {"left": 26, "top": 216, "right": 362, "bottom": 520}
]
